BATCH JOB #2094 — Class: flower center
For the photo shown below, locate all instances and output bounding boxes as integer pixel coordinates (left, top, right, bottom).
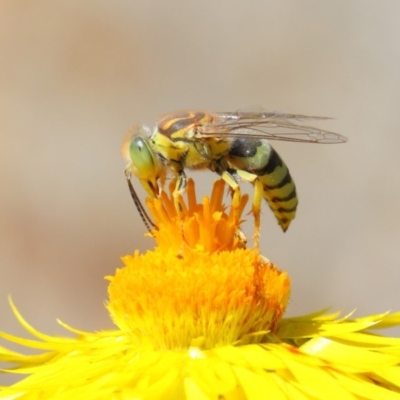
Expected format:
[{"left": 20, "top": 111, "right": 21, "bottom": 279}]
[{"left": 107, "top": 179, "right": 291, "bottom": 350}]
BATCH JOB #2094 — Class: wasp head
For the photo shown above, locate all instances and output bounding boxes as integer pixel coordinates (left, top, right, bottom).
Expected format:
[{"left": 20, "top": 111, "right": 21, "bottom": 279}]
[{"left": 122, "top": 125, "right": 163, "bottom": 198}]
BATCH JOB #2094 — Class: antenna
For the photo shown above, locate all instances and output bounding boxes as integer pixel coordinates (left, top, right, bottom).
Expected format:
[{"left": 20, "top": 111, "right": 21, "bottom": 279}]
[{"left": 126, "top": 176, "right": 157, "bottom": 233}]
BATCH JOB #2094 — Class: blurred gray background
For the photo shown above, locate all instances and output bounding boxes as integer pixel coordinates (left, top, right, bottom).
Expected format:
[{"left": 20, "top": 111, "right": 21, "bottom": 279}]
[{"left": 1, "top": 0, "right": 400, "bottom": 347}]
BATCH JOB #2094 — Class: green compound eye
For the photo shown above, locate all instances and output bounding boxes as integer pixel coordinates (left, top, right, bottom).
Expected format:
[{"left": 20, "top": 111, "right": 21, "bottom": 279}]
[{"left": 129, "top": 136, "right": 158, "bottom": 179}]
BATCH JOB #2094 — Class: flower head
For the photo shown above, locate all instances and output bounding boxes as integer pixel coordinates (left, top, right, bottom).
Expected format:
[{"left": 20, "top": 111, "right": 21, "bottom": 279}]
[
  {"left": 1, "top": 179, "right": 400, "bottom": 399},
  {"left": 107, "top": 179, "right": 290, "bottom": 351}
]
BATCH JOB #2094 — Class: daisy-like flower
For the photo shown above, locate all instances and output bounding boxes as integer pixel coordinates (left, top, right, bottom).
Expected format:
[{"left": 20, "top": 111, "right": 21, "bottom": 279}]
[{"left": 1, "top": 179, "right": 400, "bottom": 399}]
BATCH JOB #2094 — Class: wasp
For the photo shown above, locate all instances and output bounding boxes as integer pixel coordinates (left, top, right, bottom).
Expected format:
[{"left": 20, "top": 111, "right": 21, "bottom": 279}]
[{"left": 122, "top": 110, "right": 347, "bottom": 237}]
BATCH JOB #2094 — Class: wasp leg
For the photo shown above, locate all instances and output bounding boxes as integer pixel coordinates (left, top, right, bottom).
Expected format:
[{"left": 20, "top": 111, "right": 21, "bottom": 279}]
[
  {"left": 170, "top": 171, "right": 191, "bottom": 256},
  {"left": 172, "top": 170, "right": 188, "bottom": 218},
  {"left": 218, "top": 169, "right": 259, "bottom": 249},
  {"left": 217, "top": 171, "right": 250, "bottom": 249},
  {"left": 233, "top": 169, "right": 262, "bottom": 251},
  {"left": 219, "top": 170, "right": 241, "bottom": 226}
]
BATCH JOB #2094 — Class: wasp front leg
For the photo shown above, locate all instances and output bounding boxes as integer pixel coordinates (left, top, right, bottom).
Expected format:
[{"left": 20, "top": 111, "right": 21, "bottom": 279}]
[{"left": 171, "top": 170, "right": 189, "bottom": 218}]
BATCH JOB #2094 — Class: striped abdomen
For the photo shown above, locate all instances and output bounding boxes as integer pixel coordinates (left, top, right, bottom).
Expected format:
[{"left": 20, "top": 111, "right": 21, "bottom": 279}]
[{"left": 227, "top": 138, "right": 298, "bottom": 231}]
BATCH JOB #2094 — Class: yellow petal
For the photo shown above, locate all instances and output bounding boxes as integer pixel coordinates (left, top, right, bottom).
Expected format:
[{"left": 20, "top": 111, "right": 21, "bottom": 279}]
[{"left": 301, "top": 337, "right": 399, "bottom": 370}]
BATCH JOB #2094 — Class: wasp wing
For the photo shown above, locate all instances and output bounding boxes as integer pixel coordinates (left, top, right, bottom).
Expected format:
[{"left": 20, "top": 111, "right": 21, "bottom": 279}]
[{"left": 198, "top": 112, "right": 347, "bottom": 144}]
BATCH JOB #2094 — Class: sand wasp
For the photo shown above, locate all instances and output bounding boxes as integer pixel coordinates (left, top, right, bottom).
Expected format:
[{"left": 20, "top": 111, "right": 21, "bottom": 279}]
[{"left": 122, "top": 110, "right": 347, "bottom": 236}]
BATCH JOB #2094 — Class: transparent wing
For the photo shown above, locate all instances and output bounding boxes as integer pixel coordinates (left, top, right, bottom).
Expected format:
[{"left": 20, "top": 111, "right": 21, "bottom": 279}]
[{"left": 198, "top": 111, "right": 347, "bottom": 144}]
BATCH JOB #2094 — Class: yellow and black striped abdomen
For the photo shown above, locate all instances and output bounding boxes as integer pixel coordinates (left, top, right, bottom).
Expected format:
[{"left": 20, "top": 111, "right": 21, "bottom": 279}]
[{"left": 227, "top": 139, "right": 298, "bottom": 231}]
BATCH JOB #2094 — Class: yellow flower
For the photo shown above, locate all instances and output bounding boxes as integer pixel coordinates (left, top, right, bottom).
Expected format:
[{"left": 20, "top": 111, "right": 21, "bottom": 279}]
[
  {"left": 107, "top": 179, "right": 290, "bottom": 351},
  {"left": 1, "top": 179, "right": 400, "bottom": 399}
]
